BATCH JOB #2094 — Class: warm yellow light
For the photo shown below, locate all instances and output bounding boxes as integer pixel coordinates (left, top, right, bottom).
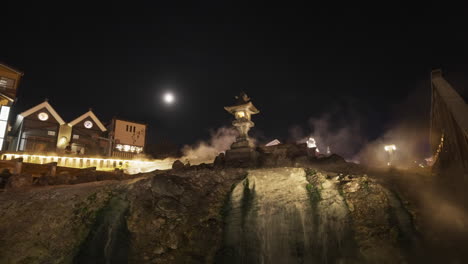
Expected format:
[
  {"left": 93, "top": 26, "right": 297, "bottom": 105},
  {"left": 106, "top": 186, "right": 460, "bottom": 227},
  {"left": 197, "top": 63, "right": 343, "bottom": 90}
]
[
  {"left": 0, "top": 153, "right": 169, "bottom": 173},
  {"left": 58, "top": 136, "right": 68, "bottom": 146},
  {"left": 384, "top": 144, "right": 396, "bottom": 151},
  {"left": 236, "top": 111, "right": 245, "bottom": 119}
]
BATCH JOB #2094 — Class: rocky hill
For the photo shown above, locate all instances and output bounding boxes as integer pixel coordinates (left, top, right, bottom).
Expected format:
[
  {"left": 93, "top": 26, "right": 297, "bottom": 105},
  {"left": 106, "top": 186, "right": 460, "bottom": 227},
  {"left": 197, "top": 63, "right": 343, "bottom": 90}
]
[{"left": 0, "top": 156, "right": 467, "bottom": 263}]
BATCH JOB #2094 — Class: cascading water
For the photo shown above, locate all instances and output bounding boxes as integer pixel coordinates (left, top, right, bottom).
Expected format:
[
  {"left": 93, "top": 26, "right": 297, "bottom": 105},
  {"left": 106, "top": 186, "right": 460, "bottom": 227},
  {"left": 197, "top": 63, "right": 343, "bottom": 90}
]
[{"left": 217, "top": 168, "right": 357, "bottom": 264}]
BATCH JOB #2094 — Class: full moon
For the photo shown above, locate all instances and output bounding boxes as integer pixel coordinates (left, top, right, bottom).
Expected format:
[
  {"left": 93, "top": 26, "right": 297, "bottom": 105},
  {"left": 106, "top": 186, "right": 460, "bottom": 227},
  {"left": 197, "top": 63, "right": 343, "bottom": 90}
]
[{"left": 163, "top": 92, "right": 175, "bottom": 104}]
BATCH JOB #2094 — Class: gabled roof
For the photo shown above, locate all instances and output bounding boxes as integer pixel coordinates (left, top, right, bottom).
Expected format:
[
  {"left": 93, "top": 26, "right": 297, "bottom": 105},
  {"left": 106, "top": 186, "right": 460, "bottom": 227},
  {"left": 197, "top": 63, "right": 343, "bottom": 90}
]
[
  {"left": 19, "top": 101, "right": 65, "bottom": 125},
  {"left": 0, "top": 93, "right": 14, "bottom": 102},
  {"left": 224, "top": 101, "right": 260, "bottom": 114},
  {"left": 69, "top": 110, "right": 107, "bottom": 132},
  {"left": 0, "top": 63, "right": 24, "bottom": 75},
  {"left": 431, "top": 69, "right": 468, "bottom": 135},
  {"left": 265, "top": 139, "right": 281, "bottom": 147}
]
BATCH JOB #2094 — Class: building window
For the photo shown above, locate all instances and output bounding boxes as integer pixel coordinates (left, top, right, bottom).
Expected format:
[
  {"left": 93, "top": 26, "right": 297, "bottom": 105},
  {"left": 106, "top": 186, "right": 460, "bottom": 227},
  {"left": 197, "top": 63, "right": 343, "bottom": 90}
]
[
  {"left": 73, "top": 134, "right": 79, "bottom": 139},
  {"left": 47, "top": 131, "right": 56, "bottom": 136},
  {"left": 0, "top": 77, "right": 15, "bottom": 90},
  {"left": 126, "top": 125, "right": 129, "bottom": 132},
  {"left": 0, "top": 106, "right": 9, "bottom": 151}
]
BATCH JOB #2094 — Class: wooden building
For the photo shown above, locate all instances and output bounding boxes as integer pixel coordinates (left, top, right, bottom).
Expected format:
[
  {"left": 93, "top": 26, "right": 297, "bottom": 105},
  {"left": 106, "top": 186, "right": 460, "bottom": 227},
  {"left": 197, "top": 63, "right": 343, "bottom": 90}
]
[
  {"left": 8, "top": 101, "right": 147, "bottom": 158},
  {"left": 58, "top": 110, "right": 108, "bottom": 155},
  {"left": 10, "top": 100, "right": 65, "bottom": 153},
  {"left": 0, "top": 63, "right": 23, "bottom": 150}
]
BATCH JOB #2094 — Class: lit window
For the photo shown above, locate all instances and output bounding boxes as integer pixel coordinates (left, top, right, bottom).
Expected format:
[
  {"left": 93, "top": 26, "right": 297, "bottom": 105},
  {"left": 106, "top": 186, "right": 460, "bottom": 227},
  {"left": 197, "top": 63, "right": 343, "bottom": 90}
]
[
  {"left": 0, "top": 77, "right": 15, "bottom": 89},
  {"left": 38, "top": 112, "right": 49, "bottom": 121},
  {"left": 0, "top": 121, "right": 7, "bottom": 137},
  {"left": 73, "top": 134, "right": 79, "bottom": 139},
  {"left": 0, "top": 106, "right": 10, "bottom": 121},
  {"left": 47, "top": 131, "right": 56, "bottom": 136},
  {"left": 236, "top": 111, "right": 246, "bottom": 119}
]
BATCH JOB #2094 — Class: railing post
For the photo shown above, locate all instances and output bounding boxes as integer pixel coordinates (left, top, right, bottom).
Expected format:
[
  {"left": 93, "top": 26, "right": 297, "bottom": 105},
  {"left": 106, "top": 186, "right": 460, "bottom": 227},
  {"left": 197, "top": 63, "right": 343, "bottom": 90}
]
[
  {"left": 47, "top": 162, "right": 57, "bottom": 177},
  {"left": 13, "top": 158, "right": 23, "bottom": 175}
]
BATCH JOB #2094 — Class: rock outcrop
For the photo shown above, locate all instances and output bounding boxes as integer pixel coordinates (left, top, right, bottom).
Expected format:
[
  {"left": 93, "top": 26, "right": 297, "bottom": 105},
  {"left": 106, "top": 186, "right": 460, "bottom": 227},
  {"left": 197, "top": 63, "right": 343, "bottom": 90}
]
[
  {"left": 0, "top": 168, "right": 247, "bottom": 264},
  {"left": 0, "top": 163, "right": 464, "bottom": 263}
]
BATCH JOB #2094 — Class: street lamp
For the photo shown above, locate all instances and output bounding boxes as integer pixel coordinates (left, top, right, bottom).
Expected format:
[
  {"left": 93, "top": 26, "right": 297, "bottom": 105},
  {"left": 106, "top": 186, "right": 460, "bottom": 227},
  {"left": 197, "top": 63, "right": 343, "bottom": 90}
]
[{"left": 384, "top": 144, "right": 396, "bottom": 166}]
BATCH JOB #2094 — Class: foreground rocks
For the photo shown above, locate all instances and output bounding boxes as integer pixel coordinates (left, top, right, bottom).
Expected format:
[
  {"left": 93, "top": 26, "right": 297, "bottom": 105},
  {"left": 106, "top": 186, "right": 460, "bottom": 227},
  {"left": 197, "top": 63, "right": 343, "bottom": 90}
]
[
  {"left": 0, "top": 168, "right": 247, "bottom": 264},
  {"left": 0, "top": 162, "right": 466, "bottom": 263}
]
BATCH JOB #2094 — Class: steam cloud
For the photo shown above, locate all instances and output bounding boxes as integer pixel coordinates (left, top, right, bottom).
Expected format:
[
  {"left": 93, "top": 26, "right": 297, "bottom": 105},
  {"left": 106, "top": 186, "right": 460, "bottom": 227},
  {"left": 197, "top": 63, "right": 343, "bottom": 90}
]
[
  {"left": 181, "top": 127, "right": 238, "bottom": 165},
  {"left": 290, "top": 110, "right": 366, "bottom": 161}
]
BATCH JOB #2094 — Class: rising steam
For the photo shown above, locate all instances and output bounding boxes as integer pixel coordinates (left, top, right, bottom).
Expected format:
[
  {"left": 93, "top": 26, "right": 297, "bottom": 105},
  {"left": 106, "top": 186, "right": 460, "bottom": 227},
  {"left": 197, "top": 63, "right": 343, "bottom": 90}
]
[
  {"left": 181, "top": 127, "right": 238, "bottom": 165},
  {"left": 291, "top": 111, "right": 365, "bottom": 160}
]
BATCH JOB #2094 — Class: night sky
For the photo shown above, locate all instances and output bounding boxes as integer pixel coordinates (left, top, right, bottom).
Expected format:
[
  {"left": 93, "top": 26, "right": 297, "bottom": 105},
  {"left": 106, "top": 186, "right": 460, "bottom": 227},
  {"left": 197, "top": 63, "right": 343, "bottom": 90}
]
[{"left": 2, "top": 3, "right": 468, "bottom": 153}]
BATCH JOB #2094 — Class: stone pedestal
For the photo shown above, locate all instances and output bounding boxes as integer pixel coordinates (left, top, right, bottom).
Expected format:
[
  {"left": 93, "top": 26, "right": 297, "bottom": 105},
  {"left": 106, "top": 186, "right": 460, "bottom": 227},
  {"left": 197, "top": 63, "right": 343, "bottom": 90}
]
[
  {"left": 230, "top": 137, "right": 254, "bottom": 149},
  {"left": 225, "top": 147, "right": 258, "bottom": 167}
]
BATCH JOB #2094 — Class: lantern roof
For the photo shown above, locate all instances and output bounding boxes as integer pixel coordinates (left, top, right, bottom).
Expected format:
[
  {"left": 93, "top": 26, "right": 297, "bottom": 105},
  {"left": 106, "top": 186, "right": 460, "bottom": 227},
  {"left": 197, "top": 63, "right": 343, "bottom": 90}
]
[{"left": 224, "top": 92, "right": 260, "bottom": 115}]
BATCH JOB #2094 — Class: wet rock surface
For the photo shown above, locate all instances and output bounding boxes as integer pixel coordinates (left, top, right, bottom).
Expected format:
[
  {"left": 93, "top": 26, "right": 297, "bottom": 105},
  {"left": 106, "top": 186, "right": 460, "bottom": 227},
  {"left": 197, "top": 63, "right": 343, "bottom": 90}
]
[
  {"left": 0, "top": 163, "right": 465, "bottom": 263},
  {"left": 306, "top": 170, "right": 419, "bottom": 263}
]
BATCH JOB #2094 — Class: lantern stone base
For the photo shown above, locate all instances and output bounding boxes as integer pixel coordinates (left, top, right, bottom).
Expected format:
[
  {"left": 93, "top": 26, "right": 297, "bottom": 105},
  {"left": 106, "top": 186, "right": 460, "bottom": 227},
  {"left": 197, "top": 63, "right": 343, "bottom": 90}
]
[
  {"left": 225, "top": 146, "right": 258, "bottom": 167},
  {"left": 230, "top": 138, "right": 255, "bottom": 149}
]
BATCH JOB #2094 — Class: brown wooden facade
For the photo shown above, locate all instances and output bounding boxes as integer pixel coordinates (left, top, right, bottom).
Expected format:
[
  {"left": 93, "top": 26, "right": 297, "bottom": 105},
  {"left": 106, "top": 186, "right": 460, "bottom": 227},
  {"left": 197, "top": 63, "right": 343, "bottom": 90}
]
[{"left": 10, "top": 102, "right": 64, "bottom": 153}]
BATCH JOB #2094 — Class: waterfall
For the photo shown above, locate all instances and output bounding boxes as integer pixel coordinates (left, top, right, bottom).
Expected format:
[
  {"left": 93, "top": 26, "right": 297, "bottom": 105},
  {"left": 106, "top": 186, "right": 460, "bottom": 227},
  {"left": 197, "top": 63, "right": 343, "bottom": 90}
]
[{"left": 217, "top": 168, "right": 356, "bottom": 264}]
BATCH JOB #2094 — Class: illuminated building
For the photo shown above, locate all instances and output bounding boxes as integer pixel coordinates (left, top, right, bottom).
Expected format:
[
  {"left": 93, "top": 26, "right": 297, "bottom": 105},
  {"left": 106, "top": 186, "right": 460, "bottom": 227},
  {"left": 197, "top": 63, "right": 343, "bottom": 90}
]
[
  {"left": 108, "top": 118, "right": 146, "bottom": 159},
  {"left": 0, "top": 63, "right": 23, "bottom": 151},
  {"left": 59, "top": 109, "right": 108, "bottom": 155},
  {"left": 9, "top": 100, "right": 65, "bottom": 152},
  {"left": 7, "top": 103, "right": 147, "bottom": 158}
]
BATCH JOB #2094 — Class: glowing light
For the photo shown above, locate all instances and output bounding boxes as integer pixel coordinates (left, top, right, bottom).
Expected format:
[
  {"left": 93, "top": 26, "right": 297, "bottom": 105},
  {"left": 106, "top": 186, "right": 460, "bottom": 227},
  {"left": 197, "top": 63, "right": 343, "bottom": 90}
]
[
  {"left": 115, "top": 144, "right": 143, "bottom": 153},
  {"left": 306, "top": 137, "right": 316, "bottom": 148},
  {"left": 59, "top": 136, "right": 68, "bottom": 146},
  {"left": 1, "top": 153, "right": 164, "bottom": 173},
  {"left": 163, "top": 92, "right": 175, "bottom": 104},
  {"left": 38, "top": 112, "right": 49, "bottom": 121},
  {"left": 384, "top": 144, "right": 397, "bottom": 166},
  {"left": 236, "top": 111, "right": 245, "bottom": 119},
  {"left": 384, "top": 145, "right": 396, "bottom": 151},
  {"left": 0, "top": 106, "right": 10, "bottom": 120}
]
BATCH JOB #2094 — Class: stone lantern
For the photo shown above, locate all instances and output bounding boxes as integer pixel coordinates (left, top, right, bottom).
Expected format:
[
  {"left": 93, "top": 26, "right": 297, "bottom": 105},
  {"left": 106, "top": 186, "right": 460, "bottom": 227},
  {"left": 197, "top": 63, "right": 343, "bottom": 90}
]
[{"left": 224, "top": 92, "right": 259, "bottom": 165}]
